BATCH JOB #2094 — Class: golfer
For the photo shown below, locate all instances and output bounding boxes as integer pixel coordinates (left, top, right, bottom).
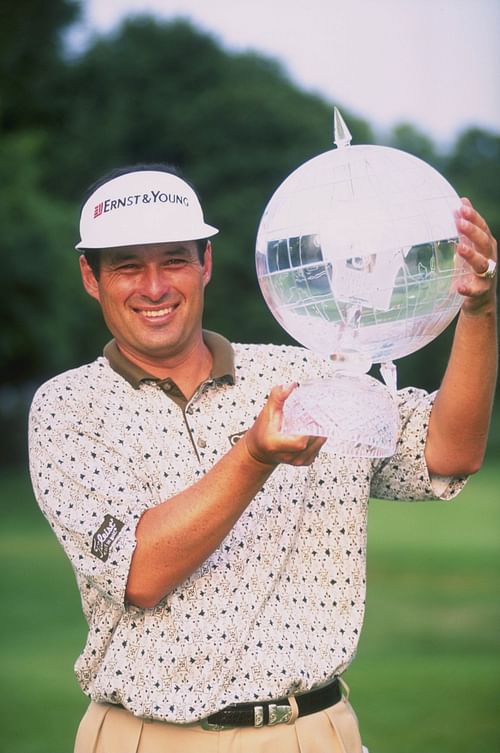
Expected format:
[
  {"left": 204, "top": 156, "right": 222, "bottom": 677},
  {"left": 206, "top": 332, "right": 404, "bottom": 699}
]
[{"left": 29, "top": 164, "right": 497, "bottom": 753}]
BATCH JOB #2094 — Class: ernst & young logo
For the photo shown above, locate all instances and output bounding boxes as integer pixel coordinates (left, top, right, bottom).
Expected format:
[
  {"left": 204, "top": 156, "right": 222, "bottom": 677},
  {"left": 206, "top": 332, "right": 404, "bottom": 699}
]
[{"left": 93, "top": 190, "right": 190, "bottom": 219}]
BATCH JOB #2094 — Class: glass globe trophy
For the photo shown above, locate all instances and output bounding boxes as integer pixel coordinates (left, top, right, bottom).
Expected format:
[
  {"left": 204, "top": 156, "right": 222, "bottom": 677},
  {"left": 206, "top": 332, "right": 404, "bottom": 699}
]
[{"left": 255, "top": 109, "right": 467, "bottom": 457}]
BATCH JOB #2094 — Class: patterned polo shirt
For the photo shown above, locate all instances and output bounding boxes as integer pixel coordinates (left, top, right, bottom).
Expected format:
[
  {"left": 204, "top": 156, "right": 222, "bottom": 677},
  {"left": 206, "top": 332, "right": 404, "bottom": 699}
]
[{"left": 29, "top": 331, "right": 466, "bottom": 723}]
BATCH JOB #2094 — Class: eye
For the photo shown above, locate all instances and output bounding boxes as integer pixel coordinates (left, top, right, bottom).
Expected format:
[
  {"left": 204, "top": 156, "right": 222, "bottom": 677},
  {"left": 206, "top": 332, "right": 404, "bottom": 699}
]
[
  {"left": 116, "top": 262, "right": 141, "bottom": 271},
  {"left": 164, "top": 258, "right": 188, "bottom": 267}
]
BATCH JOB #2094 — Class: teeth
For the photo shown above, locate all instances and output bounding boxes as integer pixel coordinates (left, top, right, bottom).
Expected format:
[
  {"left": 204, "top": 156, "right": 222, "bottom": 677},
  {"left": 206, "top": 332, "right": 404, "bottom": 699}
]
[{"left": 142, "top": 307, "right": 173, "bottom": 318}]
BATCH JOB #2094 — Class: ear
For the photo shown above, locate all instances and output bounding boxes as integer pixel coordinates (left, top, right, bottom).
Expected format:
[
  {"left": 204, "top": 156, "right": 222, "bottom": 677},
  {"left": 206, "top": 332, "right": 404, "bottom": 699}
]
[
  {"left": 79, "top": 255, "right": 101, "bottom": 302},
  {"left": 202, "top": 241, "right": 213, "bottom": 287}
]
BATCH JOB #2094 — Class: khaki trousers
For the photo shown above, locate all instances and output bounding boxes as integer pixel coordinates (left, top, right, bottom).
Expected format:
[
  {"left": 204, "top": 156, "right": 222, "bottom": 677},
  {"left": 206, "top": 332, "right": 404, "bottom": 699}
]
[{"left": 74, "top": 696, "right": 365, "bottom": 753}]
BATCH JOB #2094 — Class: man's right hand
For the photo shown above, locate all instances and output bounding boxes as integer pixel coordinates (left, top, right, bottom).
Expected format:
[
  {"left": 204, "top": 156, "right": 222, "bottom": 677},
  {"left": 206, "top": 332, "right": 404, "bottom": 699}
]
[{"left": 244, "top": 384, "right": 326, "bottom": 468}]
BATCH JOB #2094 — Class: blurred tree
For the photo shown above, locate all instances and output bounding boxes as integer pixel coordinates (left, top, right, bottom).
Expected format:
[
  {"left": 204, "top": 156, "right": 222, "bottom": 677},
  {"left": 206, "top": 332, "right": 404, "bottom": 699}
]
[
  {"left": 387, "top": 122, "right": 443, "bottom": 170},
  {"left": 446, "top": 127, "right": 500, "bottom": 242},
  {"left": 0, "top": 132, "right": 105, "bottom": 384},
  {"left": 0, "top": 0, "right": 80, "bottom": 131},
  {"left": 1, "top": 9, "right": 498, "bottom": 467},
  {"left": 0, "top": 130, "right": 107, "bottom": 465}
]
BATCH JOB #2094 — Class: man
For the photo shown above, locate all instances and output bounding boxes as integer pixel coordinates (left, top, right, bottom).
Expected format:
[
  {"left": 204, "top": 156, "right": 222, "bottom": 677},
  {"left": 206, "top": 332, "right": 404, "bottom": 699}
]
[{"left": 29, "top": 164, "right": 497, "bottom": 753}]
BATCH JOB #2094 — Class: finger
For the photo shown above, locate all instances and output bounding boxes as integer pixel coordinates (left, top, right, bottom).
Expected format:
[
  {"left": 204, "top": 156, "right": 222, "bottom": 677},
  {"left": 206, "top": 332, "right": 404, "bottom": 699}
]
[
  {"left": 260, "top": 383, "right": 296, "bottom": 435},
  {"left": 266, "top": 383, "right": 299, "bottom": 416},
  {"left": 456, "top": 243, "right": 497, "bottom": 282},
  {"left": 455, "top": 257, "right": 497, "bottom": 298},
  {"left": 273, "top": 432, "right": 312, "bottom": 454},
  {"left": 455, "top": 225, "right": 495, "bottom": 274},
  {"left": 456, "top": 200, "right": 494, "bottom": 243},
  {"left": 296, "top": 436, "right": 327, "bottom": 464},
  {"left": 279, "top": 434, "right": 327, "bottom": 466},
  {"left": 460, "top": 198, "right": 493, "bottom": 237},
  {"left": 269, "top": 382, "right": 303, "bottom": 436},
  {"left": 305, "top": 435, "right": 328, "bottom": 454},
  {"left": 269, "top": 382, "right": 299, "bottom": 401},
  {"left": 456, "top": 215, "right": 491, "bottom": 251}
]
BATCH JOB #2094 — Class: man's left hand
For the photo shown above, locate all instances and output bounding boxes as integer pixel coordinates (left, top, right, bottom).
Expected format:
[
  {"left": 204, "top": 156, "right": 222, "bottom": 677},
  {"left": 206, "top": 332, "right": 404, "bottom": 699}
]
[{"left": 455, "top": 198, "right": 497, "bottom": 315}]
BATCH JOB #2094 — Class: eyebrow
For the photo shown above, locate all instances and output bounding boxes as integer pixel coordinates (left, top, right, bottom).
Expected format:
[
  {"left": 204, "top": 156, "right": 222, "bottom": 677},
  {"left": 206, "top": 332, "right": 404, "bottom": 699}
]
[{"left": 106, "top": 245, "right": 196, "bottom": 264}]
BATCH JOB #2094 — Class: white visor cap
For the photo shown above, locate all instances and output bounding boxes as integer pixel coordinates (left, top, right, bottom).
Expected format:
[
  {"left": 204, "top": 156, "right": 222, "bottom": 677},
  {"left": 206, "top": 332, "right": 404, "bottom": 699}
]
[{"left": 76, "top": 170, "right": 219, "bottom": 250}]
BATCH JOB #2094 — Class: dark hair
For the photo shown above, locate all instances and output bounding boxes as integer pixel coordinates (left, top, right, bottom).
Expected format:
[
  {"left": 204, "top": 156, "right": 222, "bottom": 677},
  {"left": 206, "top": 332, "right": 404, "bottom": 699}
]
[{"left": 80, "top": 163, "right": 209, "bottom": 279}]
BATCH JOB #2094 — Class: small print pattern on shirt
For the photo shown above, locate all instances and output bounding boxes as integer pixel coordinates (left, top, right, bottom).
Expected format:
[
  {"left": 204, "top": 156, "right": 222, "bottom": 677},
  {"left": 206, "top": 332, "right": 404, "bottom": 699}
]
[{"left": 29, "top": 341, "right": 466, "bottom": 723}]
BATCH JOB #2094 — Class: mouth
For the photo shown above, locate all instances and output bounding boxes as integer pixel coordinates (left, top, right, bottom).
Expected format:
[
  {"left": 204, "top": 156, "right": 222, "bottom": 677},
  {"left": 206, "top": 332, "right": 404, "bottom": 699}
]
[
  {"left": 141, "top": 306, "right": 175, "bottom": 318},
  {"left": 133, "top": 304, "right": 178, "bottom": 322}
]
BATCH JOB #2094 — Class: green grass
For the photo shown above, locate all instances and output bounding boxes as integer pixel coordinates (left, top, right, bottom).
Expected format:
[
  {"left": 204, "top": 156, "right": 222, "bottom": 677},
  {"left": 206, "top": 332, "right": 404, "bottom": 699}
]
[
  {"left": 346, "top": 462, "right": 500, "bottom": 753},
  {"left": 0, "top": 472, "right": 88, "bottom": 753},
  {"left": 1, "top": 463, "right": 499, "bottom": 753}
]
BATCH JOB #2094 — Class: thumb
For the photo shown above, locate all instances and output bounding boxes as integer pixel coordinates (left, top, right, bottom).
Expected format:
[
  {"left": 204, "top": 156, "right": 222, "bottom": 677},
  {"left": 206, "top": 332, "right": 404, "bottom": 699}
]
[
  {"left": 268, "top": 382, "right": 298, "bottom": 405},
  {"left": 266, "top": 383, "right": 298, "bottom": 429}
]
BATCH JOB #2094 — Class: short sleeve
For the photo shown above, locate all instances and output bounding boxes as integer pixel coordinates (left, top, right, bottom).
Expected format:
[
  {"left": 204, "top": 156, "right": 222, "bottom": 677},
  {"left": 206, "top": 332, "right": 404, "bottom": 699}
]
[
  {"left": 29, "top": 380, "right": 153, "bottom": 609},
  {"left": 370, "top": 387, "right": 468, "bottom": 502}
]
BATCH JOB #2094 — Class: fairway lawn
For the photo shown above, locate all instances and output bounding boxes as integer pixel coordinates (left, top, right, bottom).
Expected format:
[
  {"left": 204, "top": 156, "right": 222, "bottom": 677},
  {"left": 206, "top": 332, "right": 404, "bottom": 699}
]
[
  {"left": 346, "top": 461, "right": 500, "bottom": 753},
  {"left": 0, "top": 462, "right": 499, "bottom": 753}
]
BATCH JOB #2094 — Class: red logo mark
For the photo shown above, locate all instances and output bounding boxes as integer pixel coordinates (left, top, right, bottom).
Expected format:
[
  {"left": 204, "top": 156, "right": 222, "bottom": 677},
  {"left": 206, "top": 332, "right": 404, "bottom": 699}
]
[{"left": 93, "top": 202, "right": 104, "bottom": 218}]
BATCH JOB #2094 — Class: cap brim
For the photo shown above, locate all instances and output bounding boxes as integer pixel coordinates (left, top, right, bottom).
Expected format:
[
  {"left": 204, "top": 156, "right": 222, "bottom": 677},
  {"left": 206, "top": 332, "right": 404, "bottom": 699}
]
[{"left": 75, "top": 224, "right": 219, "bottom": 250}]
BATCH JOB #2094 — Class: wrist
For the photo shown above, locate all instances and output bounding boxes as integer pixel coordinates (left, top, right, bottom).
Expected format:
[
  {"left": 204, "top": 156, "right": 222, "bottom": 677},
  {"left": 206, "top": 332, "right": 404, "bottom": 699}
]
[
  {"left": 242, "top": 433, "right": 278, "bottom": 470},
  {"left": 459, "top": 296, "right": 498, "bottom": 320}
]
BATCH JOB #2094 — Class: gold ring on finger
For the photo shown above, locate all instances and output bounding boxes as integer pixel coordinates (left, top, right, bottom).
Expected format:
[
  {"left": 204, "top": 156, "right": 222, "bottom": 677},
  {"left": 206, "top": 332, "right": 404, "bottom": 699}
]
[{"left": 475, "top": 258, "right": 497, "bottom": 279}]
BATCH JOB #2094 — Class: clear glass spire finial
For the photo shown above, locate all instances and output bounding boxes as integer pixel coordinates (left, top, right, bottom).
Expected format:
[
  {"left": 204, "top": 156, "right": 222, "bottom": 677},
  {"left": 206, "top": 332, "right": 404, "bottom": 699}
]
[{"left": 333, "top": 107, "right": 352, "bottom": 148}]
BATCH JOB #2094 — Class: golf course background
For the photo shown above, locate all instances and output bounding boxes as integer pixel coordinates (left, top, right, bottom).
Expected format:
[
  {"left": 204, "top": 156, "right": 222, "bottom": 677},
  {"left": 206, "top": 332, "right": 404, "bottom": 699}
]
[
  {"left": 2, "top": 4, "right": 499, "bottom": 751},
  {"left": 1, "top": 448, "right": 498, "bottom": 753}
]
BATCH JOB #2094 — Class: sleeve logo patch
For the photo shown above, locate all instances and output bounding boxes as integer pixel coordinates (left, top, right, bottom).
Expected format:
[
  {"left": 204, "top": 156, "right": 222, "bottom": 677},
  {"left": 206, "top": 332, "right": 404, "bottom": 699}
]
[{"left": 91, "top": 515, "right": 125, "bottom": 562}]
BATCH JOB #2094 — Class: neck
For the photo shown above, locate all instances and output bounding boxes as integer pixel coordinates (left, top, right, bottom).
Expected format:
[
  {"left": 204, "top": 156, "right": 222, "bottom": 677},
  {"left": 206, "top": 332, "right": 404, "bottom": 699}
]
[{"left": 117, "top": 336, "right": 213, "bottom": 399}]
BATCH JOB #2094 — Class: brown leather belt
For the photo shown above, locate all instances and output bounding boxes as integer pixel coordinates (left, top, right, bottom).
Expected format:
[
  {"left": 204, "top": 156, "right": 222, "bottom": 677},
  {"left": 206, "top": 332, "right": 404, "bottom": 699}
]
[{"left": 201, "top": 677, "right": 342, "bottom": 730}]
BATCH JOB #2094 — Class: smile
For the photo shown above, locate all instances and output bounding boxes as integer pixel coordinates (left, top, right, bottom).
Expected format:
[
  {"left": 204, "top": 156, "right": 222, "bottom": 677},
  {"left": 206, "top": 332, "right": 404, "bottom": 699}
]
[{"left": 140, "top": 306, "right": 175, "bottom": 318}]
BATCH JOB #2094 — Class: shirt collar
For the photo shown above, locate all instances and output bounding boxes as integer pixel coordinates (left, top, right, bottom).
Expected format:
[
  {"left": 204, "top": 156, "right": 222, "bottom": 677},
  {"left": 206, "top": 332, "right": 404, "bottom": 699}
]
[{"left": 103, "top": 330, "right": 235, "bottom": 390}]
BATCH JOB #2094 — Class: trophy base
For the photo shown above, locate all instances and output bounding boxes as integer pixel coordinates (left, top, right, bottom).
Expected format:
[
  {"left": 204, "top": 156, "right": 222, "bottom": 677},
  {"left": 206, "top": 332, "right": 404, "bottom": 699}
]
[{"left": 281, "top": 372, "right": 400, "bottom": 458}]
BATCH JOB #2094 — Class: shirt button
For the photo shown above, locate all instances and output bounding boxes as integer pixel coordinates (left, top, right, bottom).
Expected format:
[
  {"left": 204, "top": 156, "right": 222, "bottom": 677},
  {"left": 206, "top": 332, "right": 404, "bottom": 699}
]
[{"left": 197, "top": 438, "right": 207, "bottom": 449}]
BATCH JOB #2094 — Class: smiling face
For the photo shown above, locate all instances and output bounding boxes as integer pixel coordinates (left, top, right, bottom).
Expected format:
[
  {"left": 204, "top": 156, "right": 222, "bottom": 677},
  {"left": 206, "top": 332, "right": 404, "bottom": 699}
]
[{"left": 80, "top": 242, "right": 212, "bottom": 372}]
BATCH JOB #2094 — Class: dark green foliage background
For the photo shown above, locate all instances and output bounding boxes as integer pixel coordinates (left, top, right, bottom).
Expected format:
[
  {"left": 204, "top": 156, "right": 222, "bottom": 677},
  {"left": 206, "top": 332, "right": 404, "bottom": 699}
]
[
  {"left": 1, "top": 3, "right": 499, "bottom": 751},
  {"left": 1, "top": 2, "right": 498, "bottom": 398}
]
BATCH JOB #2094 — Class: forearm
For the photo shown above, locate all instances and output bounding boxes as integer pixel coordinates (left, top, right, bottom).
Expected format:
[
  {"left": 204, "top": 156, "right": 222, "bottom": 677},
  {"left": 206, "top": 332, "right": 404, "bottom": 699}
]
[
  {"left": 126, "top": 436, "right": 274, "bottom": 608},
  {"left": 425, "top": 303, "right": 498, "bottom": 476},
  {"left": 126, "top": 384, "right": 325, "bottom": 608},
  {"left": 425, "top": 200, "right": 498, "bottom": 477}
]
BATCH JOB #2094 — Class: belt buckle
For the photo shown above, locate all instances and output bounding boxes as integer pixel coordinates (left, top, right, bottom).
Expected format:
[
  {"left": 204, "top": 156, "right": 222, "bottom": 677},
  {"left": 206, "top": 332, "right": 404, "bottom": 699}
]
[
  {"left": 268, "top": 703, "right": 292, "bottom": 725},
  {"left": 200, "top": 701, "right": 292, "bottom": 731},
  {"left": 200, "top": 718, "right": 235, "bottom": 731}
]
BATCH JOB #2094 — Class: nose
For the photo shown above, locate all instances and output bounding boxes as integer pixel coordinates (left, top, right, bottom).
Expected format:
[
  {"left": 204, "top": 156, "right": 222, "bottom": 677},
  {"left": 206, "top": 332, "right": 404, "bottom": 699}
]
[{"left": 139, "top": 264, "right": 171, "bottom": 302}]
